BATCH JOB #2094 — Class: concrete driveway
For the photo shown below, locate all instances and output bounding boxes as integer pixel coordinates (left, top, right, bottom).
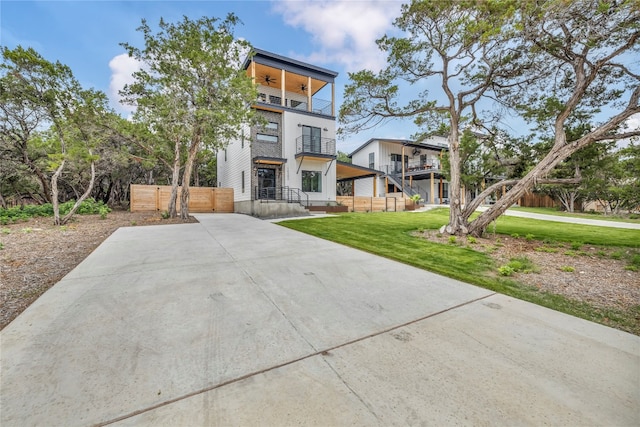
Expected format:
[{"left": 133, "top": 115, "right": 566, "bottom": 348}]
[{"left": 1, "top": 213, "right": 638, "bottom": 426}]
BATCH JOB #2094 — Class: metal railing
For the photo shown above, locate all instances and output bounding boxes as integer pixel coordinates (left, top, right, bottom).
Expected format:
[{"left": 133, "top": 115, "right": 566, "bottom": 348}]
[
  {"left": 379, "top": 161, "right": 441, "bottom": 175},
  {"left": 254, "top": 186, "right": 309, "bottom": 207},
  {"left": 257, "top": 93, "right": 333, "bottom": 116},
  {"left": 295, "top": 135, "right": 336, "bottom": 156}
]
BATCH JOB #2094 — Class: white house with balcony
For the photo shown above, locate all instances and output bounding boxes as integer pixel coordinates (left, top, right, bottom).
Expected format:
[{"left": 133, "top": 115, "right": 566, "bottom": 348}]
[
  {"left": 217, "top": 49, "right": 339, "bottom": 217},
  {"left": 347, "top": 136, "right": 451, "bottom": 204}
]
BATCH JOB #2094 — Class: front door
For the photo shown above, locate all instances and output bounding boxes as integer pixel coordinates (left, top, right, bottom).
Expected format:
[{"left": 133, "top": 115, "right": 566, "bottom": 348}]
[{"left": 257, "top": 168, "right": 276, "bottom": 199}]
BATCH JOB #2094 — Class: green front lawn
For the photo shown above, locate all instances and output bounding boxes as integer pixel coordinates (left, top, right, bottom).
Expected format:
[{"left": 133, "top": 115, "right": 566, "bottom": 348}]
[{"left": 279, "top": 209, "right": 640, "bottom": 334}]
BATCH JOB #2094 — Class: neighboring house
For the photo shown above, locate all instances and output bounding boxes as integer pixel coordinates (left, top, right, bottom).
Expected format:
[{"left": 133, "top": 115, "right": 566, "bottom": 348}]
[
  {"left": 217, "top": 49, "right": 339, "bottom": 217},
  {"left": 348, "top": 136, "right": 451, "bottom": 204}
]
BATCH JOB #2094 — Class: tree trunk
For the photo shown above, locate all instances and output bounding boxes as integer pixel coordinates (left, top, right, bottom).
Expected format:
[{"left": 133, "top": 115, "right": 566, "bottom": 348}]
[
  {"left": 51, "top": 159, "right": 66, "bottom": 226},
  {"left": 21, "top": 146, "right": 52, "bottom": 204},
  {"left": 467, "top": 145, "right": 573, "bottom": 236},
  {"left": 441, "top": 126, "right": 469, "bottom": 235},
  {"left": 180, "top": 132, "right": 201, "bottom": 220},
  {"left": 0, "top": 192, "right": 6, "bottom": 209},
  {"left": 167, "top": 138, "right": 181, "bottom": 218},
  {"left": 60, "top": 159, "right": 96, "bottom": 225}
]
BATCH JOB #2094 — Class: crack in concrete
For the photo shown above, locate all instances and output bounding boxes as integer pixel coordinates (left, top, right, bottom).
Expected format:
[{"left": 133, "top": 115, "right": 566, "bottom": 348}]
[{"left": 94, "top": 292, "right": 496, "bottom": 426}]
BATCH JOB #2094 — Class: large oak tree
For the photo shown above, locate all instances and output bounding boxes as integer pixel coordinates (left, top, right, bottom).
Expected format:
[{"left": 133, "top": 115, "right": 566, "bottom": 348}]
[
  {"left": 1, "top": 46, "right": 111, "bottom": 224},
  {"left": 340, "top": 0, "right": 640, "bottom": 236},
  {"left": 120, "top": 15, "right": 260, "bottom": 219}
]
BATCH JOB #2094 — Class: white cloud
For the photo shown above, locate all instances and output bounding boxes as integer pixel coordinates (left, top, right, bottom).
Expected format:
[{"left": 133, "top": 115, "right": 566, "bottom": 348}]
[
  {"left": 618, "top": 113, "right": 640, "bottom": 148},
  {"left": 108, "top": 53, "right": 141, "bottom": 114},
  {"left": 271, "top": 0, "right": 402, "bottom": 72}
]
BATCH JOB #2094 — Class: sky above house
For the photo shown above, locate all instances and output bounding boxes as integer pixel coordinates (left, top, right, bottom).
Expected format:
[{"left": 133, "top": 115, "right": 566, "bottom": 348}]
[
  {"left": 2, "top": 0, "right": 637, "bottom": 152},
  {"left": 1, "top": 0, "right": 413, "bottom": 154}
]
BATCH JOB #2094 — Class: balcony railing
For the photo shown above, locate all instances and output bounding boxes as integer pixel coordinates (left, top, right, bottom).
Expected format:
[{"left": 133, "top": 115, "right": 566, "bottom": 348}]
[
  {"left": 378, "top": 160, "right": 441, "bottom": 175},
  {"left": 295, "top": 135, "right": 336, "bottom": 157},
  {"left": 257, "top": 92, "right": 333, "bottom": 116}
]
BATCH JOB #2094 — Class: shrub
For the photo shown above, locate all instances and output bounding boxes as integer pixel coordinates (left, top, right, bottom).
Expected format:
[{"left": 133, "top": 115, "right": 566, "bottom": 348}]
[
  {"left": 0, "top": 199, "right": 110, "bottom": 221},
  {"left": 448, "top": 236, "right": 457, "bottom": 244},
  {"left": 507, "top": 256, "right": 538, "bottom": 274},
  {"left": 467, "top": 236, "right": 477, "bottom": 244},
  {"left": 498, "top": 265, "right": 514, "bottom": 276},
  {"left": 525, "top": 233, "right": 535, "bottom": 241}
]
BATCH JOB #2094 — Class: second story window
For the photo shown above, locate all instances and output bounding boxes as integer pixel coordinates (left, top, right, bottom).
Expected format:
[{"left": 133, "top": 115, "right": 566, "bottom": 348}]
[
  {"left": 265, "top": 122, "right": 278, "bottom": 131},
  {"left": 257, "top": 133, "right": 278, "bottom": 143},
  {"left": 302, "top": 125, "right": 321, "bottom": 153},
  {"left": 369, "top": 152, "right": 375, "bottom": 169}
]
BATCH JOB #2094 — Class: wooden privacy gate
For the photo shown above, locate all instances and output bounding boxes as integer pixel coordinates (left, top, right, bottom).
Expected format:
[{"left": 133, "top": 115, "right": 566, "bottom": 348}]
[{"left": 130, "top": 185, "right": 234, "bottom": 213}]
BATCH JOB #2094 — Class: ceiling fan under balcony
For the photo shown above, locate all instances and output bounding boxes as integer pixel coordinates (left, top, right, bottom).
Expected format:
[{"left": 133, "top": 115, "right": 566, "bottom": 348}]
[
  {"left": 259, "top": 74, "right": 276, "bottom": 86},
  {"left": 299, "top": 83, "right": 307, "bottom": 93}
]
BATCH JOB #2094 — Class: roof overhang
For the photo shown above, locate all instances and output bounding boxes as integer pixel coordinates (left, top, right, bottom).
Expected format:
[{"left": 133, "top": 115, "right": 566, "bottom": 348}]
[
  {"left": 253, "top": 156, "right": 287, "bottom": 165},
  {"left": 295, "top": 153, "right": 336, "bottom": 162},
  {"left": 336, "top": 161, "right": 381, "bottom": 181}
]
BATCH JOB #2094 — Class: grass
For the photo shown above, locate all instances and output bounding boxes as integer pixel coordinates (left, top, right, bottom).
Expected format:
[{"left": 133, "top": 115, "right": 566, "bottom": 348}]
[
  {"left": 279, "top": 208, "right": 640, "bottom": 335},
  {"left": 510, "top": 206, "right": 640, "bottom": 224}
]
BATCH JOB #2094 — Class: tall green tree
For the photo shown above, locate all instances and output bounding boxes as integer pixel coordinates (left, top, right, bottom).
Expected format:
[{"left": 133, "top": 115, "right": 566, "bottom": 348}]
[
  {"left": 340, "top": 0, "right": 639, "bottom": 236},
  {"left": 584, "top": 142, "right": 640, "bottom": 214},
  {"left": 121, "top": 15, "right": 260, "bottom": 219},
  {"left": 1, "top": 46, "right": 111, "bottom": 224}
]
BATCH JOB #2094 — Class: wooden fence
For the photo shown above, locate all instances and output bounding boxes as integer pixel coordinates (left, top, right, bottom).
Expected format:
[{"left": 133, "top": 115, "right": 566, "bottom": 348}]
[
  {"left": 337, "top": 196, "right": 415, "bottom": 213},
  {"left": 517, "top": 191, "right": 558, "bottom": 208},
  {"left": 130, "top": 185, "right": 234, "bottom": 213}
]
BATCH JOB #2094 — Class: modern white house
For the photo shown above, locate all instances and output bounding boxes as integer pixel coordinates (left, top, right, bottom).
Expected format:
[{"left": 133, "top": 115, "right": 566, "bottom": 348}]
[
  {"left": 347, "top": 136, "right": 451, "bottom": 204},
  {"left": 217, "top": 49, "right": 339, "bottom": 217}
]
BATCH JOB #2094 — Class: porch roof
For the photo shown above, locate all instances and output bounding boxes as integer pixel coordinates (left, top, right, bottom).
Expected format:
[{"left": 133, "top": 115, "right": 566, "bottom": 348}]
[
  {"left": 253, "top": 156, "right": 287, "bottom": 165},
  {"left": 336, "top": 161, "right": 380, "bottom": 182}
]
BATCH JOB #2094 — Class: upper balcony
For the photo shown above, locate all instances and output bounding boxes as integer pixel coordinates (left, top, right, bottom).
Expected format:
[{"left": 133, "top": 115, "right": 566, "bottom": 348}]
[
  {"left": 295, "top": 135, "right": 336, "bottom": 161},
  {"left": 244, "top": 49, "right": 338, "bottom": 118},
  {"left": 257, "top": 92, "right": 333, "bottom": 116}
]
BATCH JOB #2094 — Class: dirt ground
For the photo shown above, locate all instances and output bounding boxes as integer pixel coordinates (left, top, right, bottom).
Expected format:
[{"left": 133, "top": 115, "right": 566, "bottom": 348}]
[
  {"left": 1, "top": 211, "right": 638, "bottom": 333},
  {"left": 417, "top": 230, "right": 640, "bottom": 313},
  {"left": 0, "top": 210, "right": 197, "bottom": 330}
]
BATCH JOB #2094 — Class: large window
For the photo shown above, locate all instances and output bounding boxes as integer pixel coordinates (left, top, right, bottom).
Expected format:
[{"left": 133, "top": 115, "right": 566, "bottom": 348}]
[
  {"left": 390, "top": 153, "right": 408, "bottom": 173},
  {"left": 302, "top": 125, "right": 321, "bottom": 153},
  {"left": 257, "top": 133, "right": 278, "bottom": 143},
  {"left": 302, "top": 170, "right": 321, "bottom": 192}
]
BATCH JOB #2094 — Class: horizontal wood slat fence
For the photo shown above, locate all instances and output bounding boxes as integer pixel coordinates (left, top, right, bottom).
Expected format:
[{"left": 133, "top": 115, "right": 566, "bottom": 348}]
[
  {"left": 337, "top": 196, "right": 415, "bottom": 213},
  {"left": 130, "top": 185, "right": 234, "bottom": 213}
]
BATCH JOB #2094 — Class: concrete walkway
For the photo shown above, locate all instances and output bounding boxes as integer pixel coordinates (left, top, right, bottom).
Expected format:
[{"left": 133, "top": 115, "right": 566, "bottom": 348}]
[
  {"left": 1, "top": 214, "right": 638, "bottom": 426},
  {"left": 477, "top": 206, "right": 640, "bottom": 229}
]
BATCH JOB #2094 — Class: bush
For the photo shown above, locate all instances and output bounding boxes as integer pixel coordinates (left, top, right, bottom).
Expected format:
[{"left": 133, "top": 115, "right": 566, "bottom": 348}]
[
  {"left": 498, "top": 265, "right": 515, "bottom": 276},
  {"left": 0, "top": 198, "right": 111, "bottom": 221},
  {"left": 498, "top": 256, "right": 538, "bottom": 276}
]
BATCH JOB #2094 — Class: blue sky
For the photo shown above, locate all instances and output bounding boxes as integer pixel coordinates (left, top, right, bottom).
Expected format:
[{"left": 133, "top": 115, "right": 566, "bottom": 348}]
[
  {"left": 1, "top": 0, "right": 411, "bottom": 153},
  {"left": 3, "top": 1, "right": 637, "bottom": 152}
]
